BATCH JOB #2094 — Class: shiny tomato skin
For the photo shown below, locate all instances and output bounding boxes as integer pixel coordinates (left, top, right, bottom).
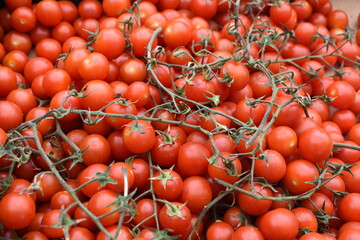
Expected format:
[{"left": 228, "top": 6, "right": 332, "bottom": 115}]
[
  {"left": 104, "top": 99, "right": 137, "bottom": 129},
  {"left": 80, "top": 80, "right": 115, "bottom": 111},
  {"left": 206, "top": 221, "right": 234, "bottom": 240},
  {"left": 78, "top": 164, "right": 108, "bottom": 197},
  {"left": 159, "top": 202, "right": 191, "bottom": 235},
  {"left": 208, "top": 152, "right": 242, "bottom": 184},
  {"left": 259, "top": 208, "right": 299, "bottom": 240},
  {"left": 326, "top": 81, "right": 356, "bottom": 110},
  {"left": 338, "top": 193, "right": 360, "bottom": 222},
  {"left": 338, "top": 229, "right": 360, "bottom": 240},
  {"left": 153, "top": 169, "right": 183, "bottom": 201},
  {"left": 151, "top": 134, "right": 181, "bottom": 167},
  {"left": 163, "top": 20, "right": 192, "bottom": 50},
  {"left": 298, "top": 127, "right": 333, "bottom": 163},
  {"left": 267, "top": 126, "right": 297, "bottom": 157},
  {"left": 93, "top": 28, "right": 126, "bottom": 60},
  {"left": 41, "top": 209, "right": 70, "bottom": 238},
  {"left": 0, "top": 192, "right": 35, "bottom": 230},
  {"left": 177, "top": 142, "right": 211, "bottom": 176},
  {"left": 232, "top": 226, "right": 264, "bottom": 240},
  {"left": 122, "top": 120, "right": 156, "bottom": 154},
  {"left": 133, "top": 198, "right": 160, "bottom": 228},
  {"left": 96, "top": 225, "right": 133, "bottom": 240},
  {"left": 180, "top": 176, "right": 212, "bottom": 213},
  {"left": 107, "top": 162, "right": 135, "bottom": 193},
  {"left": 33, "top": 173, "right": 60, "bottom": 202},
  {"left": 88, "top": 189, "right": 120, "bottom": 227},
  {"left": 0, "top": 66, "right": 18, "bottom": 97},
  {"left": 282, "top": 159, "right": 319, "bottom": 195},
  {"left": 185, "top": 75, "right": 216, "bottom": 104},
  {"left": 35, "top": 0, "right": 63, "bottom": 27},
  {"left": 254, "top": 149, "right": 286, "bottom": 183},
  {"left": 237, "top": 182, "right": 273, "bottom": 216},
  {"left": 79, "top": 52, "right": 109, "bottom": 81}
]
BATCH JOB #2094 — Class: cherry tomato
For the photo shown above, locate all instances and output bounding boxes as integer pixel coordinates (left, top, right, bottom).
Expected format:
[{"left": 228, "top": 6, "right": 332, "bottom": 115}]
[{"left": 0, "top": 192, "right": 35, "bottom": 230}]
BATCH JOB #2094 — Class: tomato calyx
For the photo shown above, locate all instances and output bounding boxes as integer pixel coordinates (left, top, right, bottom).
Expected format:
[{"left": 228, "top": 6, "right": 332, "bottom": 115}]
[
  {"left": 158, "top": 200, "right": 188, "bottom": 219},
  {"left": 107, "top": 190, "right": 136, "bottom": 216},
  {"left": 83, "top": 28, "right": 99, "bottom": 50},
  {"left": 156, "top": 130, "right": 178, "bottom": 147},
  {"left": 124, "top": 120, "right": 150, "bottom": 135},
  {"left": 148, "top": 228, "right": 178, "bottom": 240},
  {"left": 92, "top": 166, "right": 117, "bottom": 188},
  {"left": 48, "top": 209, "right": 77, "bottom": 239},
  {"left": 151, "top": 167, "right": 176, "bottom": 188},
  {"left": 204, "top": 91, "right": 221, "bottom": 107}
]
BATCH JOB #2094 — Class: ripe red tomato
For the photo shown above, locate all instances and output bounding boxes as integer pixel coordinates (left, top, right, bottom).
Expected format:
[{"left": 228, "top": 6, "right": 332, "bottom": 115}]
[
  {"left": 79, "top": 52, "right": 109, "bottom": 81},
  {"left": 282, "top": 159, "right": 319, "bottom": 195},
  {"left": 292, "top": 207, "right": 318, "bottom": 235},
  {"left": 107, "top": 162, "right": 135, "bottom": 192},
  {"left": 63, "top": 48, "right": 90, "bottom": 81},
  {"left": 79, "top": 134, "right": 111, "bottom": 165},
  {"left": 301, "top": 192, "right": 334, "bottom": 216},
  {"left": 123, "top": 81, "right": 150, "bottom": 108},
  {"left": 42, "top": 68, "right": 72, "bottom": 97},
  {"left": 299, "top": 232, "right": 327, "bottom": 240},
  {"left": 267, "top": 126, "right": 297, "bottom": 157},
  {"left": 235, "top": 98, "right": 266, "bottom": 126},
  {"left": 326, "top": 81, "right": 356, "bottom": 110},
  {"left": 133, "top": 198, "right": 160, "bottom": 228},
  {"left": 35, "top": 38, "right": 62, "bottom": 64},
  {"left": 338, "top": 229, "right": 360, "bottom": 240},
  {"left": 120, "top": 59, "right": 148, "bottom": 84},
  {"left": 298, "top": 127, "right": 333, "bottom": 163},
  {"left": 41, "top": 209, "right": 70, "bottom": 238},
  {"left": 69, "top": 227, "right": 95, "bottom": 240},
  {"left": 338, "top": 193, "right": 360, "bottom": 222},
  {"left": 177, "top": 141, "right": 211, "bottom": 176},
  {"left": 254, "top": 149, "right": 286, "bottom": 183},
  {"left": 122, "top": 120, "right": 155, "bottom": 154},
  {"left": 220, "top": 60, "right": 250, "bottom": 91},
  {"left": 208, "top": 152, "right": 242, "bottom": 184},
  {"left": 93, "top": 28, "right": 126, "bottom": 60},
  {"left": 270, "top": 1, "right": 293, "bottom": 24},
  {"left": 6, "top": 89, "right": 37, "bottom": 115},
  {"left": 238, "top": 182, "right": 273, "bottom": 216},
  {"left": 50, "top": 191, "right": 76, "bottom": 216},
  {"left": 159, "top": 202, "right": 191, "bottom": 235},
  {"left": 0, "top": 66, "right": 19, "bottom": 97},
  {"left": 180, "top": 176, "right": 212, "bottom": 213},
  {"left": 259, "top": 208, "right": 299, "bottom": 240},
  {"left": 102, "top": 0, "right": 131, "bottom": 17},
  {"left": 206, "top": 221, "right": 234, "bottom": 240},
  {"left": 163, "top": 19, "right": 192, "bottom": 49},
  {"left": 35, "top": 0, "right": 63, "bottom": 27},
  {"left": 129, "top": 26, "right": 158, "bottom": 57},
  {"left": 0, "top": 192, "right": 35, "bottom": 230},
  {"left": 80, "top": 80, "right": 115, "bottom": 111},
  {"left": 153, "top": 169, "right": 183, "bottom": 201},
  {"left": 50, "top": 90, "right": 83, "bottom": 121},
  {"left": 185, "top": 75, "right": 216, "bottom": 104},
  {"left": 22, "top": 231, "right": 49, "bottom": 240},
  {"left": 232, "top": 226, "right": 264, "bottom": 240},
  {"left": 78, "top": 163, "right": 108, "bottom": 197},
  {"left": 191, "top": 0, "right": 217, "bottom": 19},
  {"left": 105, "top": 99, "right": 137, "bottom": 129},
  {"left": 96, "top": 225, "right": 132, "bottom": 240},
  {"left": 88, "top": 189, "right": 120, "bottom": 227}
]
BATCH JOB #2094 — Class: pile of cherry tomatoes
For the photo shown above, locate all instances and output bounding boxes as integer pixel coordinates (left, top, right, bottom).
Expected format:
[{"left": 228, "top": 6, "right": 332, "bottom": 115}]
[{"left": 0, "top": 0, "right": 360, "bottom": 239}]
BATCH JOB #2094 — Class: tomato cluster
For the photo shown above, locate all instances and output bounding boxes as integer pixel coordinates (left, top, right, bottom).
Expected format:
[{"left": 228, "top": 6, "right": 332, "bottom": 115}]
[{"left": 0, "top": 0, "right": 360, "bottom": 239}]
